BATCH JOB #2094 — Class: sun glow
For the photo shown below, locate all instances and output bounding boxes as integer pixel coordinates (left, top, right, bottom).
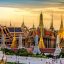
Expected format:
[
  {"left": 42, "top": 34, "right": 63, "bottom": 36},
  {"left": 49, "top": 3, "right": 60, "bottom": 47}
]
[{"left": 0, "top": 7, "right": 64, "bottom": 30}]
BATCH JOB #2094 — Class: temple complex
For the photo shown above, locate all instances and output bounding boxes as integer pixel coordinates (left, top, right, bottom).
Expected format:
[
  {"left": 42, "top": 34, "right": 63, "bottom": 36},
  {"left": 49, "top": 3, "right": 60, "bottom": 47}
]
[
  {"left": 37, "top": 12, "right": 56, "bottom": 49},
  {"left": 0, "top": 12, "right": 64, "bottom": 53}
]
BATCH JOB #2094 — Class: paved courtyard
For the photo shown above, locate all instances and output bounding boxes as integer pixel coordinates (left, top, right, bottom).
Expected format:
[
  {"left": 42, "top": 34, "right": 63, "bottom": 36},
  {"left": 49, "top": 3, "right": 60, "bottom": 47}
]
[{"left": 4, "top": 55, "right": 64, "bottom": 64}]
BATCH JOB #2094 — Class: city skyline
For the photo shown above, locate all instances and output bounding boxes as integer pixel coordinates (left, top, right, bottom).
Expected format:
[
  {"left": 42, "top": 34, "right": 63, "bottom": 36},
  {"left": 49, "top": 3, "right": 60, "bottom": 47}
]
[{"left": 0, "top": 0, "right": 64, "bottom": 30}]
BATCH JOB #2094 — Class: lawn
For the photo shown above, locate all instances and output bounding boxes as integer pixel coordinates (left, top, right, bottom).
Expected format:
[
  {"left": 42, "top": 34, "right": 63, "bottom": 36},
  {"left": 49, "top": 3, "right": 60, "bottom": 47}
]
[{"left": 7, "top": 62, "right": 26, "bottom": 64}]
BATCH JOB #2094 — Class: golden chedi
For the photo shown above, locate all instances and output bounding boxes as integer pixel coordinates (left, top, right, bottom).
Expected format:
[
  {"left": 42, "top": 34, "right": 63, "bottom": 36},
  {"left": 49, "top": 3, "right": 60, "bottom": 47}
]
[
  {"left": 38, "top": 12, "right": 45, "bottom": 49},
  {"left": 11, "top": 27, "right": 17, "bottom": 48}
]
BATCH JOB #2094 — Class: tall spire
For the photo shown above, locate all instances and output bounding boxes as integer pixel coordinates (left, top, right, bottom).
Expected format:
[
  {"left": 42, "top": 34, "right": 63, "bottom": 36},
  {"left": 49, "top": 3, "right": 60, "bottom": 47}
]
[
  {"left": 38, "top": 12, "right": 45, "bottom": 49},
  {"left": 10, "top": 21, "right": 12, "bottom": 27},
  {"left": 39, "top": 12, "right": 44, "bottom": 28},
  {"left": 21, "top": 18, "right": 25, "bottom": 27},
  {"left": 32, "top": 22, "right": 35, "bottom": 29},
  {"left": 39, "top": 12, "right": 44, "bottom": 36},
  {"left": 58, "top": 15, "right": 64, "bottom": 39},
  {"left": 50, "top": 14, "right": 54, "bottom": 31},
  {"left": 60, "top": 15, "right": 63, "bottom": 31}
]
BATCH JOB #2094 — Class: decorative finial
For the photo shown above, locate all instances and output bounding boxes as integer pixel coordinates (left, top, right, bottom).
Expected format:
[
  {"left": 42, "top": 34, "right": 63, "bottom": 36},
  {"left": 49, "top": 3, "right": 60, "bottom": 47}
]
[
  {"left": 21, "top": 17, "right": 25, "bottom": 27},
  {"left": 33, "top": 21, "right": 35, "bottom": 29},
  {"left": 50, "top": 13, "right": 54, "bottom": 31},
  {"left": 10, "top": 21, "right": 12, "bottom": 27},
  {"left": 60, "top": 14, "right": 63, "bottom": 31}
]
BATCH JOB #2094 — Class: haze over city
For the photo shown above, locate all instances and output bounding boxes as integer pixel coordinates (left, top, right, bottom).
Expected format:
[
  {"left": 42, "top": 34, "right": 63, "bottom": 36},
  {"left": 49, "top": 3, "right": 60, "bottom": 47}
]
[{"left": 0, "top": 0, "right": 64, "bottom": 30}]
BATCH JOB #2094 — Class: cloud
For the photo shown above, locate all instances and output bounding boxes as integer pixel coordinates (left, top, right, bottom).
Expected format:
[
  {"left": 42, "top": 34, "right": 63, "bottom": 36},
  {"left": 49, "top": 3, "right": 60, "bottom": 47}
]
[{"left": 0, "top": 0, "right": 64, "bottom": 8}]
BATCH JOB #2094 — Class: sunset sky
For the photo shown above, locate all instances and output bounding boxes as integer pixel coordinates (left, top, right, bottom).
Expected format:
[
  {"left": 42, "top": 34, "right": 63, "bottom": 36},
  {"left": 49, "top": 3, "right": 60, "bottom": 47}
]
[{"left": 0, "top": 0, "right": 64, "bottom": 30}]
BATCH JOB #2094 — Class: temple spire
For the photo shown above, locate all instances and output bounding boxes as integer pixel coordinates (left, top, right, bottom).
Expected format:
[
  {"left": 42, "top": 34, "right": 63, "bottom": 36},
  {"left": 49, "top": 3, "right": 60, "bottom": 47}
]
[
  {"left": 38, "top": 12, "right": 45, "bottom": 49},
  {"left": 39, "top": 12, "right": 44, "bottom": 28},
  {"left": 50, "top": 14, "right": 54, "bottom": 31},
  {"left": 39, "top": 12, "right": 44, "bottom": 36},
  {"left": 60, "top": 15, "right": 63, "bottom": 31},
  {"left": 10, "top": 21, "right": 12, "bottom": 27},
  {"left": 32, "top": 22, "right": 35, "bottom": 29},
  {"left": 58, "top": 15, "right": 64, "bottom": 39},
  {"left": 21, "top": 18, "right": 25, "bottom": 27}
]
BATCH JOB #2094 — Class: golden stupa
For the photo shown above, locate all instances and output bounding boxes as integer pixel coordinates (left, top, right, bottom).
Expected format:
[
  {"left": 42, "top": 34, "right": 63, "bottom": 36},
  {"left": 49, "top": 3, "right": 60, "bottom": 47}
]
[
  {"left": 0, "top": 60, "right": 5, "bottom": 64},
  {"left": 58, "top": 15, "right": 64, "bottom": 48},
  {"left": 0, "top": 55, "right": 7, "bottom": 64},
  {"left": 58, "top": 15, "right": 64, "bottom": 39},
  {"left": 38, "top": 28, "right": 45, "bottom": 48},
  {"left": 0, "top": 59, "right": 6, "bottom": 64},
  {"left": 11, "top": 27, "right": 17, "bottom": 48},
  {"left": 38, "top": 12, "right": 45, "bottom": 48}
]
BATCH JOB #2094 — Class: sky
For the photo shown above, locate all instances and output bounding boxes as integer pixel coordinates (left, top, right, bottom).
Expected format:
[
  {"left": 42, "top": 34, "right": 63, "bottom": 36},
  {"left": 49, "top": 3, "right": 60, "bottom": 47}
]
[{"left": 0, "top": 0, "right": 64, "bottom": 30}]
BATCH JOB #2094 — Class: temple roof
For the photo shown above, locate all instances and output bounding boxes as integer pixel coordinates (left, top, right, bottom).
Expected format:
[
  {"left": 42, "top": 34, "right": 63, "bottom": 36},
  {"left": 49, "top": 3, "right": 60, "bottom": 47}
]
[
  {"left": 8, "top": 27, "right": 22, "bottom": 32},
  {"left": 40, "top": 48, "right": 55, "bottom": 53}
]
